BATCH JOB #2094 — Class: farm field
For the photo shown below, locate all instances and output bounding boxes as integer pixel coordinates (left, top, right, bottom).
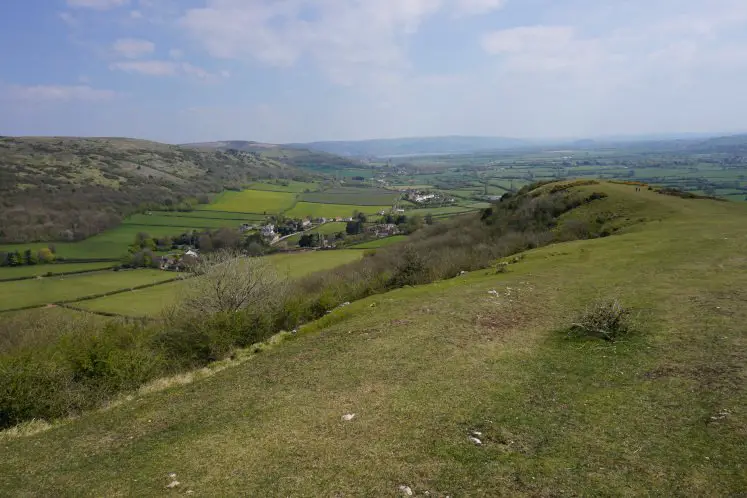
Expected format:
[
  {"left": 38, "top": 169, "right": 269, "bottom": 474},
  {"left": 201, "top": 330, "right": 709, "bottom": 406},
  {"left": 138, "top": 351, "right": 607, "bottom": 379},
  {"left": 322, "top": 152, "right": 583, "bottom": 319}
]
[
  {"left": 268, "top": 250, "right": 363, "bottom": 277},
  {"left": 246, "top": 181, "right": 319, "bottom": 193},
  {"left": 0, "top": 262, "right": 116, "bottom": 281},
  {"left": 74, "top": 250, "right": 365, "bottom": 317},
  {"left": 123, "top": 214, "right": 249, "bottom": 229},
  {"left": 154, "top": 211, "right": 266, "bottom": 221},
  {"left": 198, "top": 190, "right": 297, "bottom": 214},
  {"left": 285, "top": 202, "right": 390, "bottom": 219},
  {"left": 0, "top": 269, "right": 176, "bottom": 312},
  {"left": 350, "top": 235, "right": 408, "bottom": 249},
  {"left": 75, "top": 280, "right": 184, "bottom": 317},
  {"left": 299, "top": 187, "right": 399, "bottom": 206},
  {"left": 405, "top": 206, "right": 480, "bottom": 217}
]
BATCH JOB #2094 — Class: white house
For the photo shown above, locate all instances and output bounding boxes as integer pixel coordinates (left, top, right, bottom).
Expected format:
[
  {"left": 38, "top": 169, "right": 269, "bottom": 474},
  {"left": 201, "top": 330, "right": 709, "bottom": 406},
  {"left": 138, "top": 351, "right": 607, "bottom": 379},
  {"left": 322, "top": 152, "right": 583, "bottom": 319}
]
[
  {"left": 260, "top": 224, "right": 276, "bottom": 238},
  {"left": 185, "top": 249, "right": 199, "bottom": 258}
]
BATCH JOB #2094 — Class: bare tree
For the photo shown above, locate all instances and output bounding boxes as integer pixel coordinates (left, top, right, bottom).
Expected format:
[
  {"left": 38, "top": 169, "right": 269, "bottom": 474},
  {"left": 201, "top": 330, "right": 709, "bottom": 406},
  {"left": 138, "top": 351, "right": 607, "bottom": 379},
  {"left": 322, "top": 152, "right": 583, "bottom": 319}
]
[{"left": 177, "top": 250, "right": 287, "bottom": 315}]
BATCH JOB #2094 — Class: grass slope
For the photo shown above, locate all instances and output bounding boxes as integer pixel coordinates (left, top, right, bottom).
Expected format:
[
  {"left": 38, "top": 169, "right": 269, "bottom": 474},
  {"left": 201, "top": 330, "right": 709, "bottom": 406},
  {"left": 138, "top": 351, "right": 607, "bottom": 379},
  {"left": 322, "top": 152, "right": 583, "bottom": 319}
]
[
  {"left": 350, "top": 235, "right": 408, "bottom": 249},
  {"left": 2, "top": 184, "right": 746, "bottom": 495}
]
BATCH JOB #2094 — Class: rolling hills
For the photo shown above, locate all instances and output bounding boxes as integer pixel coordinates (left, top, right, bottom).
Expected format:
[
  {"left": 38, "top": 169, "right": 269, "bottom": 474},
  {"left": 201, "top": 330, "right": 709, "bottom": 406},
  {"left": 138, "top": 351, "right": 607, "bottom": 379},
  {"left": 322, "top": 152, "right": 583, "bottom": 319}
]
[
  {"left": 1, "top": 181, "right": 745, "bottom": 495},
  {"left": 0, "top": 137, "right": 311, "bottom": 244}
]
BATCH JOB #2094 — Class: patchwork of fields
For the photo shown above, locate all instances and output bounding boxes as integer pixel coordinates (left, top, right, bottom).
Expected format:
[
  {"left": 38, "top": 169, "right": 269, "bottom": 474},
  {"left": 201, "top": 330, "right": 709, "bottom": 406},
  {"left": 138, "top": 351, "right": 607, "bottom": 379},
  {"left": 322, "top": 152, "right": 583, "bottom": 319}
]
[
  {"left": 53, "top": 250, "right": 364, "bottom": 318},
  {"left": 0, "top": 182, "right": 484, "bottom": 316}
]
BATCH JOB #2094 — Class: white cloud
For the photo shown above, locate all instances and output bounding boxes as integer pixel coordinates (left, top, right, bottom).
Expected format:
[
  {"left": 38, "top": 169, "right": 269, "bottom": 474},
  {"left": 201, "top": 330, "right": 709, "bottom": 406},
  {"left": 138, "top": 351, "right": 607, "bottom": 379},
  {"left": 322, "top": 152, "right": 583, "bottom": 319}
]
[
  {"left": 130, "top": 10, "right": 143, "bottom": 19},
  {"left": 67, "top": 0, "right": 129, "bottom": 9},
  {"left": 168, "top": 49, "right": 184, "bottom": 60},
  {"left": 112, "top": 38, "right": 155, "bottom": 59},
  {"left": 6, "top": 84, "right": 118, "bottom": 102},
  {"left": 58, "top": 12, "right": 78, "bottom": 26},
  {"left": 454, "top": 0, "right": 506, "bottom": 16},
  {"left": 110, "top": 60, "right": 178, "bottom": 76},
  {"left": 180, "top": 0, "right": 444, "bottom": 84},
  {"left": 109, "top": 60, "right": 228, "bottom": 81}
]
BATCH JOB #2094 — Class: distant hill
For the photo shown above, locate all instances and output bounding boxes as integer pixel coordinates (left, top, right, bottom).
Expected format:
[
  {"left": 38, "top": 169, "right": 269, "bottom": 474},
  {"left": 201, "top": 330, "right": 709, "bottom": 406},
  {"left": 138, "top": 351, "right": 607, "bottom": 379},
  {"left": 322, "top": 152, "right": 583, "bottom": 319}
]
[
  {"left": 286, "top": 136, "right": 534, "bottom": 157},
  {"left": 0, "top": 137, "right": 307, "bottom": 243},
  {"left": 181, "top": 140, "right": 365, "bottom": 174}
]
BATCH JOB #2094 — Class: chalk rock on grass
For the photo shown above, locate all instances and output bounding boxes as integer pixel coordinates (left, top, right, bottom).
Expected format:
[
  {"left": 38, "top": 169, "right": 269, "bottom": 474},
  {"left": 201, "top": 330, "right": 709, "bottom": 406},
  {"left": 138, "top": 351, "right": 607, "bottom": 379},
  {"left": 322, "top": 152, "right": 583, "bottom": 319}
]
[
  {"left": 166, "top": 480, "right": 180, "bottom": 489},
  {"left": 398, "top": 485, "right": 413, "bottom": 496},
  {"left": 341, "top": 413, "right": 356, "bottom": 421},
  {"left": 469, "top": 436, "right": 483, "bottom": 445}
]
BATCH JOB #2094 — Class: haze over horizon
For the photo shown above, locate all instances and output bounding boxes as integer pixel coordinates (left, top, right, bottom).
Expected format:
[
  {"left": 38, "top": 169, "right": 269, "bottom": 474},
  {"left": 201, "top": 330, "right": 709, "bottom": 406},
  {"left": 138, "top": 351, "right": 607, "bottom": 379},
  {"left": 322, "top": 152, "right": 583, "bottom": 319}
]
[{"left": 2, "top": 0, "right": 747, "bottom": 144}]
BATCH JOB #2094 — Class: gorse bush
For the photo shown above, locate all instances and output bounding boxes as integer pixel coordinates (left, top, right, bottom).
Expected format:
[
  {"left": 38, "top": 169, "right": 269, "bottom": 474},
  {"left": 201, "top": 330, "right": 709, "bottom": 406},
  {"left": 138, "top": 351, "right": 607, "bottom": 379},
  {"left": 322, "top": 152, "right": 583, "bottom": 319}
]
[
  {"left": 0, "top": 187, "right": 614, "bottom": 429},
  {"left": 568, "top": 299, "right": 633, "bottom": 342}
]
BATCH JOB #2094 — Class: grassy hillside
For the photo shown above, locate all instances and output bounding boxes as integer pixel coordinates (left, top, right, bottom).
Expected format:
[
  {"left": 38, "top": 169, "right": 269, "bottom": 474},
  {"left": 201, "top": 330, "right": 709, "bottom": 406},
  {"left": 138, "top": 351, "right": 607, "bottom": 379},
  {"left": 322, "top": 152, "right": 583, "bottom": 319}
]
[
  {"left": 1, "top": 183, "right": 746, "bottom": 495},
  {"left": 0, "top": 137, "right": 306, "bottom": 244}
]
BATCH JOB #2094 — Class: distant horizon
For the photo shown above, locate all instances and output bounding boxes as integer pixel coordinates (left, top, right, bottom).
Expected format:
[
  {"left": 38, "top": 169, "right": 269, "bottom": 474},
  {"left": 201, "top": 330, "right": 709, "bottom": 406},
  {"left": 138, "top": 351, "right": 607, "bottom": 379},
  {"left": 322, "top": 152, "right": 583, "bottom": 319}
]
[{"left": 7, "top": 130, "right": 747, "bottom": 147}]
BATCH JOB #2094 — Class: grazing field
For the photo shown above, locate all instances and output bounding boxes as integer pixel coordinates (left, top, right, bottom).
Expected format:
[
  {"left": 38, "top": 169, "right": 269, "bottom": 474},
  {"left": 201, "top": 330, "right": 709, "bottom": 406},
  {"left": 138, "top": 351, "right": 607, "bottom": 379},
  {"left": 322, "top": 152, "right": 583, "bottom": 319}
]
[
  {"left": 268, "top": 250, "right": 363, "bottom": 277},
  {"left": 73, "top": 250, "right": 366, "bottom": 316},
  {"left": 286, "top": 202, "right": 391, "bottom": 219},
  {"left": 246, "top": 181, "right": 319, "bottom": 193},
  {"left": 75, "top": 280, "right": 184, "bottom": 317},
  {"left": 0, "top": 269, "right": 176, "bottom": 312},
  {"left": 0, "top": 262, "right": 116, "bottom": 281},
  {"left": 154, "top": 211, "right": 266, "bottom": 221},
  {"left": 198, "top": 190, "right": 297, "bottom": 214},
  {"left": 350, "top": 235, "right": 408, "bottom": 249},
  {"left": 405, "top": 206, "right": 480, "bottom": 217},
  {"left": 300, "top": 188, "right": 399, "bottom": 206},
  {"left": 123, "top": 214, "right": 248, "bottom": 229}
]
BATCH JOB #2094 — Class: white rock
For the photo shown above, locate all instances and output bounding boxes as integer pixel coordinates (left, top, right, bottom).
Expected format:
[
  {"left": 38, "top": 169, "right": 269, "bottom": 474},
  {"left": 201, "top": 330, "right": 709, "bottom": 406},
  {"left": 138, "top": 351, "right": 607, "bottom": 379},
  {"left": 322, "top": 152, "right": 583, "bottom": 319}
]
[
  {"left": 166, "top": 480, "right": 180, "bottom": 489},
  {"left": 469, "top": 436, "right": 482, "bottom": 445},
  {"left": 342, "top": 413, "right": 356, "bottom": 421},
  {"left": 168, "top": 473, "right": 177, "bottom": 479},
  {"left": 471, "top": 431, "right": 483, "bottom": 437},
  {"left": 398, "top": 485, "right": 413, "bottom": 496}
]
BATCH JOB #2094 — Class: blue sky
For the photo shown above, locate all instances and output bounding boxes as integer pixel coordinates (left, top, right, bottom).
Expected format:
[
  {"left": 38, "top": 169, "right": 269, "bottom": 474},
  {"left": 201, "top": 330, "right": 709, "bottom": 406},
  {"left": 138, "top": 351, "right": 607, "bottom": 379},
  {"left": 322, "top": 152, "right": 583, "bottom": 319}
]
[{"left": 1, "top": 0, "right": 747, "bottom": 143}]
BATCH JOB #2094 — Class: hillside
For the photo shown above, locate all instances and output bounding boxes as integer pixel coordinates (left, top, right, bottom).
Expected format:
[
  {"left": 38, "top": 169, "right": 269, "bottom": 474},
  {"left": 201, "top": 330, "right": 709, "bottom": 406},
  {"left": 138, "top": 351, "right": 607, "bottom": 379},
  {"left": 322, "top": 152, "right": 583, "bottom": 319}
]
[
  {"left": 181, "top": 140, "right": 364, "bottom": 173},
  {"left": 0, "top": 137, "right": 306, "bottom": 243},
  {"left": 2, "top": 182, "right": 745, "bottom": 495},
  {"left": 288, "top": 135, "right": 534, "bottom": 157}
]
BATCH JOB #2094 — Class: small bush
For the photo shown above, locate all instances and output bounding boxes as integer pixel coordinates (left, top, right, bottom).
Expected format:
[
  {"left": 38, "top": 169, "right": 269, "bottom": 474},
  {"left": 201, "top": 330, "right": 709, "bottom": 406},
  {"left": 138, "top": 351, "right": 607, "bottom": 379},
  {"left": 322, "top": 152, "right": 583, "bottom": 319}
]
[{"left": 568, "top": 299, "right": 632, "bottom": 342}]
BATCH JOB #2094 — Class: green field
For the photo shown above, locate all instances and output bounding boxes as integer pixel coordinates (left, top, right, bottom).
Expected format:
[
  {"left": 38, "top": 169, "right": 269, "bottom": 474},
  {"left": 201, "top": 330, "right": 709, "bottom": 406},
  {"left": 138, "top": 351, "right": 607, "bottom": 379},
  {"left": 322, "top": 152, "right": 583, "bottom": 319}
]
[
  {"left": 299, "top": 188, "right": 399, "bottom": 206},
  {"left": 75, "top": 280, "right": 184, "bottom": 317},
  {"left": 268, "top": 250, "right": 363, "bottom": 277},
  {"left": 281, "top": 222, "right": 348, "bottom": 246},
  {"left": 246, "top": 181, "right": 319, "bottom": 193},
  {"left": 0, "top": 262, "right": 116, "bottom": 281},
  {"left": 154, "top": 211, "right": 266, "bottom": 221},
  {"left": 123, "top": 214, "right": 248, "bottom": 229},
  {"left": 0, "top": 269, "right": 175, "bottom": 311},
  {"left": 198, "top": 190, "right": 297, "bottom": 214},
  {"left": 75, "top": 250, "right": 365, "bottom": 317},
  {"left": 350, "top": 235, "right": 408, "bottom": 249},
  {"left": 286, "top": 202, "right": 391, "bottom": 219},
  {"left": 405, "top": 206, "right": 480, "bottom": 217}
]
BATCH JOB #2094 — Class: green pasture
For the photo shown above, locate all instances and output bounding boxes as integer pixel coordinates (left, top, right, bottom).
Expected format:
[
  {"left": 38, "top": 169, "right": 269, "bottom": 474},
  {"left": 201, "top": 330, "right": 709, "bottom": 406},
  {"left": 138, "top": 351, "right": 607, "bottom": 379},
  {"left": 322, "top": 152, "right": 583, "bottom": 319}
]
[
  {"left": 350, "top": 235, "right": 408, "bottom": 249},
  {"left": 285, "top": 202, "right": 390, "bottom": 219},
  {"left": 246, "top": 181, "right": 319, "bottom": 193},
  {"left": 0, "top": 269, "right": 175, "bottom": 312},
  {"left": 198, "top": 190, "right": 297, "bottom": 214}
]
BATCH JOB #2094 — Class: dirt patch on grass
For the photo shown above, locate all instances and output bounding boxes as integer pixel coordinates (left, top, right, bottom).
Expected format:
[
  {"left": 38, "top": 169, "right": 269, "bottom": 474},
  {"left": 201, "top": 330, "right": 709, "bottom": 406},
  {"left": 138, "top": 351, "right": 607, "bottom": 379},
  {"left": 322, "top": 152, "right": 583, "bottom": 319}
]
[{"left": 643, "top": 362, "right": 744, "bottom": 392}]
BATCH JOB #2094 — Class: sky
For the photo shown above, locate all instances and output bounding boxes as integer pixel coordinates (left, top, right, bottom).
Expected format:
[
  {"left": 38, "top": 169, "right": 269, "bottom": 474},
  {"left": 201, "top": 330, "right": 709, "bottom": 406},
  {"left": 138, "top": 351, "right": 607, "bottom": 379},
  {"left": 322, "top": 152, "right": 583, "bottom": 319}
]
[{"left": 1, "top": 0, "right": 747, "bottom": 144}]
